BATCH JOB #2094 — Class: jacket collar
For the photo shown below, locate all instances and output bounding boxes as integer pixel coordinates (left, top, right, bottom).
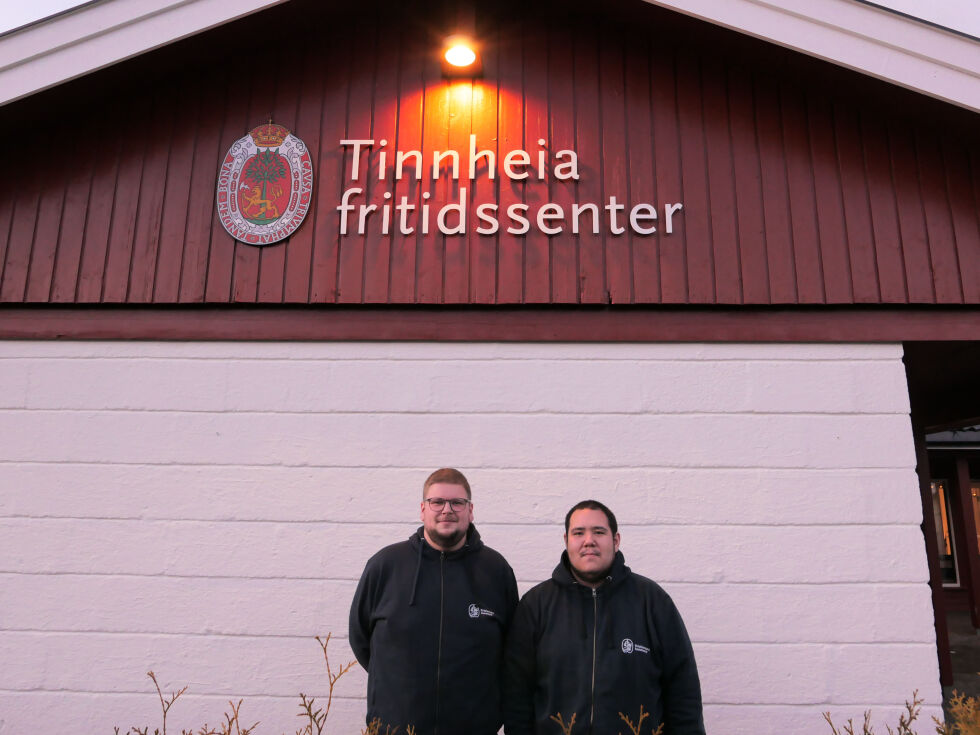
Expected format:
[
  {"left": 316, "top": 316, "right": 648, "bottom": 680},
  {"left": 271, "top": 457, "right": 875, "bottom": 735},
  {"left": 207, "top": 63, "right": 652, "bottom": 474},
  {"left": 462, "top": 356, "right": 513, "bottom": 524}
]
[
  {"left": 553, "top": 549, "right": 630, "bottom": 590},
  {"left": 411, "top": 523, "right": 483, "bottom": 558},
  {"left": 407, "top": 524, "right": 483, "bottom": 606}
]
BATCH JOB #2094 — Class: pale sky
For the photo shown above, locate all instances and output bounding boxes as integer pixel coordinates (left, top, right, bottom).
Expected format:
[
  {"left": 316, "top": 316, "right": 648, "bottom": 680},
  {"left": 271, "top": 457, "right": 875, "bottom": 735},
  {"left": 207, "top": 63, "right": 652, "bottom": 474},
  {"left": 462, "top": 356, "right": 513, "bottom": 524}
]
[
  {"left": 870, "top": 0, "right": 980, "bottom": 38},
  {"left": 1, "top": 0, "right": 85, "bottom": 34},
  {"left": 1, "top": 0, "right": 978, "bottom": 38}
]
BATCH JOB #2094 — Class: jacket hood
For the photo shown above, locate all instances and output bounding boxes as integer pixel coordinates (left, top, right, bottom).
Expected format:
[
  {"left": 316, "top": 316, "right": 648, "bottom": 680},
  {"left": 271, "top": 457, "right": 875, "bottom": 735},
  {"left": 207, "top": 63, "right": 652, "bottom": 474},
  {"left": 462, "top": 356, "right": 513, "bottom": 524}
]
[
  {"left": 410, "top": 523, "right": 484, "bottom": 555},
  {"left": 407, "top": 524, "right": 484, "bottom": 605},
  {"left": 553, "top": 549, "right": 630, "bottom": 589}
]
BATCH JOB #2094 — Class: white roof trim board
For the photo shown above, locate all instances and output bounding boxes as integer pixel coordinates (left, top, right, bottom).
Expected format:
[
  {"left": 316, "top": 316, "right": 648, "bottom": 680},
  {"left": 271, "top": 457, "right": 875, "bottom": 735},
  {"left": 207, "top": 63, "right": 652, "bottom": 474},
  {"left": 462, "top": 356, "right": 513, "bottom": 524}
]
[
  {"left": 646, "top": 0, "right": 980, "bottom": 112},
  {"left": 0, "top": 0, "right": 285, "bottom": 106},
  {"left": 0, "top": 0, "right": 977, "bottom": 111}
]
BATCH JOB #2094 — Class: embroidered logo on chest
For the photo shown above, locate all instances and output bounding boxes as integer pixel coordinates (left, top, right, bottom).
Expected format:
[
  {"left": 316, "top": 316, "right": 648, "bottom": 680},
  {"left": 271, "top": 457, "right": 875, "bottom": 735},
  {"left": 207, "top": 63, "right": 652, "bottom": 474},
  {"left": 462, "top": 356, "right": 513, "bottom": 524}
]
[{"left": 621, "top": 638, "right": 650, "bottom": 654}]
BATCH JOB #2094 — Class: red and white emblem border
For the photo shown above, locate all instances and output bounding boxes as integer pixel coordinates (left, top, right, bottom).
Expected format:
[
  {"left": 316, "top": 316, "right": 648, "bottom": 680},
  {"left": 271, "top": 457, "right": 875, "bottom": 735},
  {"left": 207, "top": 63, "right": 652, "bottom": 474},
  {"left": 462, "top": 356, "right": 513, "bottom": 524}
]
[{"left": 216, "top": 125, "right": 314, "bottom": 246}]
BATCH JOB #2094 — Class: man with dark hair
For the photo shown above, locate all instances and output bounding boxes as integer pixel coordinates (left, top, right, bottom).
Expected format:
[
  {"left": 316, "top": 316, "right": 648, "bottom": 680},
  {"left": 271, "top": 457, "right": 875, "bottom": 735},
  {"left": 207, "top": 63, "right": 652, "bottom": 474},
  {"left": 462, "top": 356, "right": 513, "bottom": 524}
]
[
  {"left": 349, "top": 468, "right": 518, "bottom": 735},
  {"left": 504, "top": 499, "right": 705, "bottom": 735},
  {"left": 564, "top": 498, "right": 618, "bottom": 535}
]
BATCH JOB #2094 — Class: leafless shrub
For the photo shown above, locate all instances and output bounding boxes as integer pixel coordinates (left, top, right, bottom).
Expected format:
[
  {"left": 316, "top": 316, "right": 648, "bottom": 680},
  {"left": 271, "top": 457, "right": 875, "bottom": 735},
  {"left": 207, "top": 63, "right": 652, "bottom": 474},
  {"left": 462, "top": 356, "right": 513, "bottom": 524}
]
[
  {"left": 549, "top": 708, "right": 664, "bottom": 735},
  {"left": 549, "top": 712, "right": 576, "bottom": 735},
  {"left": 114, "top": 635, "right": 358, "bottom": 735},
  {"left": 821, "top": 690, "right": 980, "bottom": 735},
  {"left": 620, "top": 705, "right": 647, "bottom": 735},
  {"left": 937, "top": 690, "right": 980, "bottom": 735},
  {"left": 359, "top": 718, "right": 399, "bottom": 735}
]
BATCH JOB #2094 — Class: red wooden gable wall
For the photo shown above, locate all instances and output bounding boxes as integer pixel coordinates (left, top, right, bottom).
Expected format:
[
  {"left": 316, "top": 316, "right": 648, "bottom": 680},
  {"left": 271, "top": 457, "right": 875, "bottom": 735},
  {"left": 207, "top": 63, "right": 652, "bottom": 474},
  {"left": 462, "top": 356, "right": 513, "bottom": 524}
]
[{"left": 1, "top": 0, "right": 978, "bottom": 307}]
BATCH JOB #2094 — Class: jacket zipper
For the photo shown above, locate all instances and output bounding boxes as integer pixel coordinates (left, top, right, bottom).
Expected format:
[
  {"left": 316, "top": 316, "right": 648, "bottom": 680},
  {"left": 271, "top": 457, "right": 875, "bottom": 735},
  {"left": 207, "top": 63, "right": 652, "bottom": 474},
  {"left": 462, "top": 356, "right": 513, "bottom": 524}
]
[
  {"left": 435, "top": 551, "right": 445, "bottom": 735},
  {"left": 589, "top": 587, "right": 598, "bottom": 732}
]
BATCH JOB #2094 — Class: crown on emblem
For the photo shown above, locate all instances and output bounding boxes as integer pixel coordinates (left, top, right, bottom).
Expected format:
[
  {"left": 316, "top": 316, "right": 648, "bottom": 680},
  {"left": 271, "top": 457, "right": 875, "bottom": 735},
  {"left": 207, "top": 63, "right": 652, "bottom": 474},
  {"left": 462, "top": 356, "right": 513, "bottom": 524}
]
[{"left": 249, "top": 123, "right": 289, "bottom": 147}]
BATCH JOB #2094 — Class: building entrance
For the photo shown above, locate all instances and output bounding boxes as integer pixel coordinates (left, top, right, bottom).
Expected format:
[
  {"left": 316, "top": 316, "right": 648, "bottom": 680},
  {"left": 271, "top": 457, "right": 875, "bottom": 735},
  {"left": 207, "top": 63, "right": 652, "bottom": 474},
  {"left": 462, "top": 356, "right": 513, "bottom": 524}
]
[{"left": 906, "top": 343, "right": 980, "bottom": 693}]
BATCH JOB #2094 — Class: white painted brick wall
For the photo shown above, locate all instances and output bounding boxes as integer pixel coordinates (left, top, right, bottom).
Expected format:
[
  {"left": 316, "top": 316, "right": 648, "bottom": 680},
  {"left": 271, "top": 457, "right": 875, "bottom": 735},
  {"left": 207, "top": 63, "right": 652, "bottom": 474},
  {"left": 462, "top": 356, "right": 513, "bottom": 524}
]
[{"left": 0, "top": 342, "right": 937, "bottom": 734}]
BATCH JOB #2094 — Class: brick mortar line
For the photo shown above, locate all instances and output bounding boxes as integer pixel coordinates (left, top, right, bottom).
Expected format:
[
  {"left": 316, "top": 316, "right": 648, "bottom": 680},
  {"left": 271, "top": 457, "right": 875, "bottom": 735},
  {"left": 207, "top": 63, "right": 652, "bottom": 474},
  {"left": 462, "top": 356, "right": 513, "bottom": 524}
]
[
  {"left": 0, "top": 571, "right": 932, "bottom": 585},
  {"left": 0, "top": 517, "right": 927, "bottom": 527}
]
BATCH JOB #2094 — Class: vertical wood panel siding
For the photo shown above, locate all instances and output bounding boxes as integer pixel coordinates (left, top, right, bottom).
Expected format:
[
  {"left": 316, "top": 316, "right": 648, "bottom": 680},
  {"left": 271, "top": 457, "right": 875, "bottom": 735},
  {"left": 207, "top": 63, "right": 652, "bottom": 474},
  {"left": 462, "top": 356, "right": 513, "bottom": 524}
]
[{"left": 1, "top": 0, "right": 977, "bottom": 306}]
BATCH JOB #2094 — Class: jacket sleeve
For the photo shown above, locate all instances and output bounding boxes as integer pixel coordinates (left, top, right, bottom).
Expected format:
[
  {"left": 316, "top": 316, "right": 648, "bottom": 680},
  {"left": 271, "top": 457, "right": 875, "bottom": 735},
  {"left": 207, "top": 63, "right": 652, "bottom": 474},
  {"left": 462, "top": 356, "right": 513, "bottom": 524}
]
[
  {"left": 502, "top": 598, "right": 537, "bottom": 735},
  {"left": 503, "top": 564, "right": 519, "bottom": 624},
  {"left": 348, "top": 559, "right": 376, "bottom": 671},
  {"left": 655, "top": 597, "right": 705, "bottom": 735}
]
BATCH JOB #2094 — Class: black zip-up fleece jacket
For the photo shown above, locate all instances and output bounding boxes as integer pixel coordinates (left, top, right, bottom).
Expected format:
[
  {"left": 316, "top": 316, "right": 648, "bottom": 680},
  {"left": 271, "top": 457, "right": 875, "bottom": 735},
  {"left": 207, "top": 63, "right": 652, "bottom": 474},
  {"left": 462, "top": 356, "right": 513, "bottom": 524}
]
[
  {"left": 349, "top": 525, "right": 518, "bottom": 735},
  {"left": 503, "top": 551, "right": 705, "bottom": 735}
]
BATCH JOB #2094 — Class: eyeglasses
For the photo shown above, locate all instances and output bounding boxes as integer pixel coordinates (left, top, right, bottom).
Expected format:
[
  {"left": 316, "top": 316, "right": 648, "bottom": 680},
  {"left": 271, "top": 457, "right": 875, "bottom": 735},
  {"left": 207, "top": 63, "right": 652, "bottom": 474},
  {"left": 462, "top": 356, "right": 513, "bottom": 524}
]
[{"left": 424, "top": 497, "right": 471, "bottom": 511}]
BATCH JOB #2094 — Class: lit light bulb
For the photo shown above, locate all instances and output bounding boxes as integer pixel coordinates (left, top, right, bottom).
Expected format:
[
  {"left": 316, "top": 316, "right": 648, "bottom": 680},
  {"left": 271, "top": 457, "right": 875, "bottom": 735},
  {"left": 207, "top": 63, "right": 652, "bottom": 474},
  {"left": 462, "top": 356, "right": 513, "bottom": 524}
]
[{"left": 445, "top": 42, "right": 477, "bottom": 67}]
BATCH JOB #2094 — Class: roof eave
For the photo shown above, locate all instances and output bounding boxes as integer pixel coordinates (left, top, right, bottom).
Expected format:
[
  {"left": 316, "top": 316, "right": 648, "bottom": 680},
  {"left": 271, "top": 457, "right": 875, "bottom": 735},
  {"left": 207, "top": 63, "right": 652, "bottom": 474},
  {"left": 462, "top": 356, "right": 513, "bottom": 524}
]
[
  {"left": 1, "top": 0, "right": 978, "bottom": 112},
  {"left": 644, "top": 0, "right": 980, "bottom": 113},
  {"left": 0, "top": 0, "right": 287, "bottom": 107}
]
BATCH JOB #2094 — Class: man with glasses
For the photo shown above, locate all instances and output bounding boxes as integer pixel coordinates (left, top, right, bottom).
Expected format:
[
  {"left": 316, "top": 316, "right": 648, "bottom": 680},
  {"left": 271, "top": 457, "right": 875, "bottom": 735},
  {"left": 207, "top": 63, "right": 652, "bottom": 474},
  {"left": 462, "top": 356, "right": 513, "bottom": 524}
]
[
  {"left": 350, "top": 468, "right": 518, "bottom": 735},
  {"left": 503, "top": 500, "right": 704, "bottom": 735}
]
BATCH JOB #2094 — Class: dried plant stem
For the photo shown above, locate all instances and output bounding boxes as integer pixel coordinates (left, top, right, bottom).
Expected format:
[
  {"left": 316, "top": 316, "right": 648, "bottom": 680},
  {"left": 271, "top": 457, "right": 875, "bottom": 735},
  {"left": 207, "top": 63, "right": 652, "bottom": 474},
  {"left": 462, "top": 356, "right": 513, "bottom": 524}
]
[
  {"left": 223, "top": 698, "right": 258, "bottom": 735},
  {"left": 316, "top": 633, "right": 357, "bottom": 723},
  {"left": 296, "top": 634, "right": 358, "bottom": 735},
  {"left": 549, "top": 712, "right": 577, "bottom": 735},
  {"left": 297, "top": 692, "right": 326, "bottom": 735},
  {"left": 360, "top": 718, "right": 400, "bottom": 735},
  {"left": 618, "top": 705, "right": 649, "bottom": 735},
  {"left": 823, "top": 691, "right": 924, "bottom": 735},
  {"left": 147, "top": 670, "right": 187, "bottom": 735}
]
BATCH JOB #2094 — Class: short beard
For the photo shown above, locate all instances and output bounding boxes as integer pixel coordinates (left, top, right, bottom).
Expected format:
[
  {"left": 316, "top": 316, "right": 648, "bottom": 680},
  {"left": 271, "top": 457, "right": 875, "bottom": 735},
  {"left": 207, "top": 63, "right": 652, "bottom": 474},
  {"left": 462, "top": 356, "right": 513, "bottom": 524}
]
[
  {"left": 427, "top": 526, "right": 466, "bottom": 550},
  {"left": 569, "top": 559, "right": 613, "bottom": 586},
  {"left": 572, "top": 566, "right": 612, "bottom": 584}
]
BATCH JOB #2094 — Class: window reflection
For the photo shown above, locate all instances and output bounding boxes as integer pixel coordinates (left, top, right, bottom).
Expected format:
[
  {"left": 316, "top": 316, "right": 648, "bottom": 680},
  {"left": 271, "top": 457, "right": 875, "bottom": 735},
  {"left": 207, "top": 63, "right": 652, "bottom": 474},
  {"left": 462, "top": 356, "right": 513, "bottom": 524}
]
[
  {"left": 932, "top": 480, "right": 958, "bottom": 585},
  {"left": 972, "top": 484, "right": 980, "bottom": 555}
]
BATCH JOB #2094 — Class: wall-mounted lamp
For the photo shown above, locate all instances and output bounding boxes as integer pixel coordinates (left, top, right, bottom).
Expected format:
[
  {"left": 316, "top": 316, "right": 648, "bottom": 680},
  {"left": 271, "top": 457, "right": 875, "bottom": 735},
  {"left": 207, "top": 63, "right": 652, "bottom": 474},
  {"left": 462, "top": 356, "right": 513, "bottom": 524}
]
[{"left": 442, "top": 34, "right": 482, "bottom": 77}]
